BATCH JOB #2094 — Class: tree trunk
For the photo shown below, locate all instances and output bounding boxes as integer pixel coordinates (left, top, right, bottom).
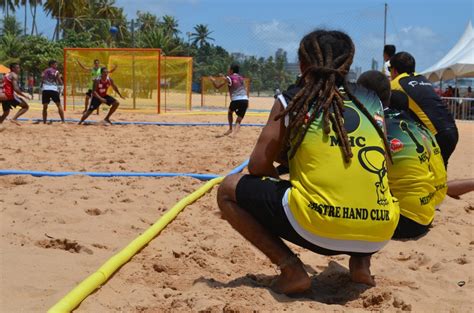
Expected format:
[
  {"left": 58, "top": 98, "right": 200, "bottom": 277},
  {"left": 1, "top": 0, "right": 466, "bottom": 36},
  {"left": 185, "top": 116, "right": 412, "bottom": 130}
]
[
  {"left": 53, "top": 18, "right": 59, "bottom": 41},
  {"left": 30, "top": 2, "right": 37, "bottom": 36},
  {"left": 24, "top": 3, "right": 27, "bottom": 36}
]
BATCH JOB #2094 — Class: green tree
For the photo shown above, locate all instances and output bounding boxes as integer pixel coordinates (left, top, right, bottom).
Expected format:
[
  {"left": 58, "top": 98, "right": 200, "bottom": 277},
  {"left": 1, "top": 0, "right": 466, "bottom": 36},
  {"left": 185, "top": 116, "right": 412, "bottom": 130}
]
[
  {"left": 0, "top": 0, "right": 16, "bottom": 16},
  {"left": 0, "top": 15, "right": 23, "bottom": 36},
  {"left": 190, "top": 24, "right": 214, "bottom": 47},
  {"left": 20, "top": 34, "right": 61, "bottom": 75},
  {"left": 43, "top": 0, "right": 87, "bottom": 40},
  {"left": 85, "top": 0, "right": 129, "bottom": 46},
  {"left": 161, "top": 15, "right": 179, "bottom": 38},
  {"left": 58, "top": 29, "right": 98, "bottom": 48},
  {"left": 136, "top": 10, "right": 160, "bottom": 32},
  {"left": 137, "top": 27, "right": 184, "bottom": 55},
  {"left": 0, "top": 32, "right": 23, "bottom": 63}
]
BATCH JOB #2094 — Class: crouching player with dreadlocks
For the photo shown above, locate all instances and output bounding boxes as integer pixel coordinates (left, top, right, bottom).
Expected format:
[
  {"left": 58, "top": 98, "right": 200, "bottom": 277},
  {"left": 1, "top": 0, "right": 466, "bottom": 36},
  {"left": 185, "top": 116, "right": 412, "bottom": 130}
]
[{"left": 217, "top": 30, "right": 399, "bottom": 295}]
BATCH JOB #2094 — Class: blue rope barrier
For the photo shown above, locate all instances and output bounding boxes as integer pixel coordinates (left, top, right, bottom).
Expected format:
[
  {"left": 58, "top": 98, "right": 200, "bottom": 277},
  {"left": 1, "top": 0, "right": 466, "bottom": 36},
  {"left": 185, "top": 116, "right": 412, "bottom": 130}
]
[
  {"left": 16, "top": 118, "right": 265, "bottom": 127},
  {"left": 0, "top": 169, "right": 219, "bottom": 180}
]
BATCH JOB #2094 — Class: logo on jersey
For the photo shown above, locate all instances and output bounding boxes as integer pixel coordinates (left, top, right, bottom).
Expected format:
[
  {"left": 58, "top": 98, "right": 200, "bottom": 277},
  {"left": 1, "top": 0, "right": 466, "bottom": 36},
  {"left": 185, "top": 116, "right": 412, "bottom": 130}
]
[
  {"left": 358, "top": 146, "right": 389, "bottom": 206},
  {"left": 408, "top": 80, "right": 432, "bottom": 88},
  {"left": 329, "top": 105, "right": 367, "bottom": 147},
  {"left": 390, "top": 138, "right": 404, "bottom": 153}
]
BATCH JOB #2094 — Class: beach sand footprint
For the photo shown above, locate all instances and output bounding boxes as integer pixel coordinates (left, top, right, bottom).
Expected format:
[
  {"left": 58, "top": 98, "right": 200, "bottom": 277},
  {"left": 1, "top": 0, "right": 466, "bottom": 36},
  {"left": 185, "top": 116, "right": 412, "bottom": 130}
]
[
  {"left": 35, "top": 238, "right": 93, "bottom": 254},
  {"left": 85, "top": 208, "right": 105, "bottom": 216}
]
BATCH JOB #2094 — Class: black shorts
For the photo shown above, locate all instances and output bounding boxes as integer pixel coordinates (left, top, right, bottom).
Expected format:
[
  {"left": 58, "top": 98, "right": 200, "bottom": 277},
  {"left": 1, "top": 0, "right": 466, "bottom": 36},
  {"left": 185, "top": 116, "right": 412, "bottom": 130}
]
[
  {"left": 89, "top": 95, "right": 116, "bottom": 112},
  {"left": 42, "top": 90, "right": 60, "bottom": 104},
  {"left": 229, "top": 99, "right": 248, "bottom": 118},
  {"left": 435, "top": 127, "right": 459, "bottom": 167},
  {"left": 2, "top": 98, "right": 20, "bottom": 111},
  {"left": 392, "top": 215, "right": 430, "bottom": 239},
  {"left": 86, "top": 89, "right": 92, "bottom": 97},
  {"left": 235, "top": 175, "right": 372, "bottom": 257}
]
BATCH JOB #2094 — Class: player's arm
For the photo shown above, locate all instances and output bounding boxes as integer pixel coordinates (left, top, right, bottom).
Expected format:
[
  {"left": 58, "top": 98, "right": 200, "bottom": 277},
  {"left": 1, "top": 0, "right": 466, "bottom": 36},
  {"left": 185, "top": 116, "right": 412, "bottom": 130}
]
[
  {"left": 92, "top": 80, "right": 106, "bottom": 103},
  {"left": 110, "top": 78, "right": 125, "bottom": 99},
  {"left": 40, "top": 71, "right": 45, "bottom": 88},
  {"left": 209, "top": 76, "right": 226, "bottom": 89},
  {"left": 56, "top": 71, "right": 63, "bottom": 85},
  {"left": 109, "top": 64, "right": 118, "bottom": 73},
  {"left": 248, "top": 98, "right": 287, "bottom": 178},
  {"left": 12, "top": 74, "right": 31, "bottom": 99},
  {"left": 77, "top": 60, "right": 90, "bottom": 71}
]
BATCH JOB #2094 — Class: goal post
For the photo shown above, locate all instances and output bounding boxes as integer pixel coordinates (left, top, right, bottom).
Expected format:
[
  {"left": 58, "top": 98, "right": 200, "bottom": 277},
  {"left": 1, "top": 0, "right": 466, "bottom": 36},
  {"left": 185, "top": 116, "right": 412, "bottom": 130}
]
[
  {"left": 160, "top": 56, "right": 193, "bottom": 112},
  {"left": 63, "top": 48, "right": 162, "bottom": 113}
]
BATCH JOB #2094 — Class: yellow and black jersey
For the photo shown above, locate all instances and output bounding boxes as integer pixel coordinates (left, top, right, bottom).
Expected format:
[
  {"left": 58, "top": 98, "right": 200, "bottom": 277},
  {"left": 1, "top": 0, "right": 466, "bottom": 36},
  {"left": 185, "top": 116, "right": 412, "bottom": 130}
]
[
  {"left": 391, "top": 73, "right": 456, "bottom": 135},
  {"left": 284, "top": 83, "right": 399, "bottom": 253},
  {"left": 385, "top": 109, "right": 447, "bottom": 225}
]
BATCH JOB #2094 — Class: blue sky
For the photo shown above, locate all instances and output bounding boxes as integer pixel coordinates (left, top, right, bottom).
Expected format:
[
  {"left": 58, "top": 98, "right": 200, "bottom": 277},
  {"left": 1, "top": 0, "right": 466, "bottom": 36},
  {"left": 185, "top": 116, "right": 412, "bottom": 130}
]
[{"left": 13, "top": 0, "right": 474, "bottom": 71}]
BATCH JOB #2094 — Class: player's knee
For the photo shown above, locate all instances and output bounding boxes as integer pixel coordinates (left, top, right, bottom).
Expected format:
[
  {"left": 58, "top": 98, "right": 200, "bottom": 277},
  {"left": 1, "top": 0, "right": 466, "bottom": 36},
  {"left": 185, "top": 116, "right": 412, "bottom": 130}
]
[{"left": 217, "top": 174, "right": 243, "bottom": 208}]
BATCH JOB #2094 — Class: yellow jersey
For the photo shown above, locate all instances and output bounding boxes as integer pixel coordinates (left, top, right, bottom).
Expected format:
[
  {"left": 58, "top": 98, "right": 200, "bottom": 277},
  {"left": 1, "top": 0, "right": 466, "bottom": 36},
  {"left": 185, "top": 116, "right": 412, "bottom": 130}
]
[
  {"left": 385, "top": 109, "right": 445, "bottom": 225},
  {"left": 391, "top": 73, "right": 456, "bottom": 135},
  {"left": 284, "top": 84, "right": 399, "bottom": 253}
]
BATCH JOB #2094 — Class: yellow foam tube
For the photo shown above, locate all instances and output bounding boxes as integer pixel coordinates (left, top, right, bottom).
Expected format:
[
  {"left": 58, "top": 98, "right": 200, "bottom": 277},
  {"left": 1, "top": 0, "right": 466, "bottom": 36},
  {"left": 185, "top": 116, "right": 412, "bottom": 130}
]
[{"left": 48, "top": 176, "right": 224, "bottom": 313}]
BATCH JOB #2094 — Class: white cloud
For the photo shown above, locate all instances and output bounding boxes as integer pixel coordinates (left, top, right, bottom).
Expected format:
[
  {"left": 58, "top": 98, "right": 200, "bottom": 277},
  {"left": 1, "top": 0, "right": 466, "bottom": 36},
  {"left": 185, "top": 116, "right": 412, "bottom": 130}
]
[
  {"left": 252, "top": 20, "right": 300, "bottom": 60},
  {"left": 358, "top": 25, "right": 444, "bottom": 71}
]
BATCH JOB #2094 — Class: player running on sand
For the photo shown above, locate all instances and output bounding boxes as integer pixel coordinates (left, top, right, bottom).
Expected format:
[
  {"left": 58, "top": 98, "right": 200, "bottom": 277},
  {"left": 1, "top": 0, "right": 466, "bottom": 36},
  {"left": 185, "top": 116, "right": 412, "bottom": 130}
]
[
  {"left": 77, "top": 59, "right": 117, "bottom": 112},
  {"left": 78, "top": 67, "right": 125, "bottom": 125},
  {"left": 210, "top": 64, "right": 249, "bottom": 137}
]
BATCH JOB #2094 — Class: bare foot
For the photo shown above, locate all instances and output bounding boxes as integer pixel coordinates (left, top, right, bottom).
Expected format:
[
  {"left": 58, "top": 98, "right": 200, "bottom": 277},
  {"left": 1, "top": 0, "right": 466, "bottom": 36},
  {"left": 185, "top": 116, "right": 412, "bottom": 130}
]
[
  {"left": 349, "top": 256, "right": 375, "bottom": 286},
  {"left": 103, "top": 119, "right": 113, "bottom": 125},
  {"left": 271, "top": 260, "right": 311, "bottom": 295},
  {"left": 10, "top": 119, "right": 21, "bottom": 126},
  {"left": 223, "top": 129, "right": 232, "bottom": 136}
]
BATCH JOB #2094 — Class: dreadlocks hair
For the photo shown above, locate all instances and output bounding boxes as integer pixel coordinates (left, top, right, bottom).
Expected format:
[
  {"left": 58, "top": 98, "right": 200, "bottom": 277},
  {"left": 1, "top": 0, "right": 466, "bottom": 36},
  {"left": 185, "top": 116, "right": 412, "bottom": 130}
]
[{"left": 275, "top": 29, "right": 391, "bottom": 163}]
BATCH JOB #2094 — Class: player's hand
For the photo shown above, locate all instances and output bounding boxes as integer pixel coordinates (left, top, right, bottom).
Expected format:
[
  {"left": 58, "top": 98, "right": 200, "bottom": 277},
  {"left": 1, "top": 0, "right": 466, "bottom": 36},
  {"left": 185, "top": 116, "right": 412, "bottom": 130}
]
[
  {"left": 120, "top": 95, "right": 126, "bottom": 100},
  {"left": 100, "top": 97, "right": 107, "bottom": 103}
]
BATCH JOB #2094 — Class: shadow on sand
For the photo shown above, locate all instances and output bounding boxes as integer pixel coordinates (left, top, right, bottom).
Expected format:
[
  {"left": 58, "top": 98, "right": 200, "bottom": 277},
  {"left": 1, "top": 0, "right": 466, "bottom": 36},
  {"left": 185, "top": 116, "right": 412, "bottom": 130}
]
[{"left": 194, "top": 260, "right": 372, "bottom": 305}]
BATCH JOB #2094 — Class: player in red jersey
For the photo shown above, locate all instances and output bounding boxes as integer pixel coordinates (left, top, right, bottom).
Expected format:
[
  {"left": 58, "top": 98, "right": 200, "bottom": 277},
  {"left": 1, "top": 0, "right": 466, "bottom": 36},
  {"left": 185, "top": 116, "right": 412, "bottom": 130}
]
[
  {"left": 78, "top": 67, "right": 125, "bottom": 125},
  {"left": 1, "top": 63, "right": 31, "bottom": 124}
]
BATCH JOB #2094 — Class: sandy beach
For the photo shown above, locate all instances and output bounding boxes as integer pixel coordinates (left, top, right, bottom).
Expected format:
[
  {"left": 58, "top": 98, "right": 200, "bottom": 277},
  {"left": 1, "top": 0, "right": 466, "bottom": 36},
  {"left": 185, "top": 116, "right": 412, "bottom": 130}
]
[{"left": 0, "top": 107, "right": 472, "bottom": 312}]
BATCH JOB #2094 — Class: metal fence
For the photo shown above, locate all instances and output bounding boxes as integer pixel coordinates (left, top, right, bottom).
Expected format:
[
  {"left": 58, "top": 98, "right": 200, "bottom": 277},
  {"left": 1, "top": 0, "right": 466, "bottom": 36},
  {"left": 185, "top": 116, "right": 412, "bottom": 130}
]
[{"left": 442, "top": 97, "right": 473, "bottom": 120}]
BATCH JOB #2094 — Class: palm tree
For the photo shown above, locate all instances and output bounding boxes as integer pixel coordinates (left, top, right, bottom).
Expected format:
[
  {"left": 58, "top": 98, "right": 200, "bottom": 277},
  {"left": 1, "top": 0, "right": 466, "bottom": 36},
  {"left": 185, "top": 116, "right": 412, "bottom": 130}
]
[
  {"left": 0, "top": 0, "right": 16, "bottom": 16},
  {"left": 94, "top": 0, "right": 117, "bottom": 19},
  {"left": 29, "top": 0, "right": 42, "bottom": 35},
  {"left": 0, "top": 32, "right": 23, "bottom": 61},
  {"left": 91, "top": 0, "right": 128, "bottom": 42},
  {"left": 190, "top": 24, "right": 214, "bottom": 47},
  {"left": 161, "top": 15, "right": 179, "bottom": 38},
  {"left": 136, "top": 11, "right": 159, "bottom": 33},
  {"left": 1, "top": 14, "right": 22, "bottom": 36},
  {"left": 43, "top": 0, "right": 86, "bottom": 40},
  {"left": 138, "top": 27, "right": 184, "bottom": 55},
  {"left": 15, "top": 0, "right": 42, "bottom": 35}
]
